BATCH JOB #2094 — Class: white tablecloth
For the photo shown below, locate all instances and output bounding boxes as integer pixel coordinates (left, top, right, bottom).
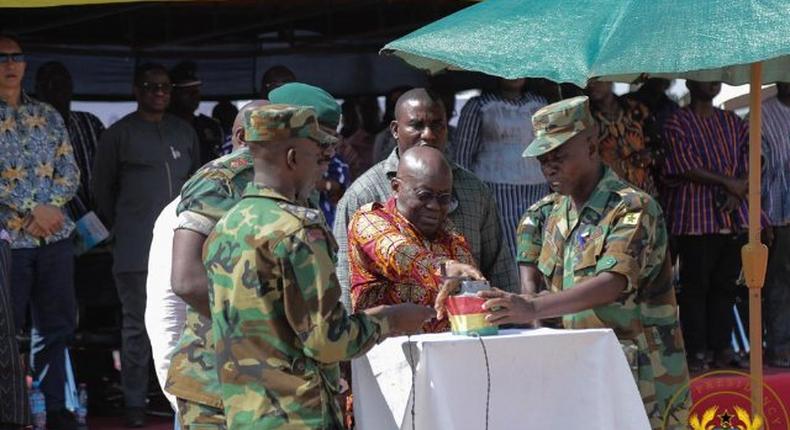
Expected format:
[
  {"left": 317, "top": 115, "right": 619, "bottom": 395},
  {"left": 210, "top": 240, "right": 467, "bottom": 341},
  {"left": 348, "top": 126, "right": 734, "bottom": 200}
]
[{"left": 352, "top": 328, "right": 650, "bottom": 430}]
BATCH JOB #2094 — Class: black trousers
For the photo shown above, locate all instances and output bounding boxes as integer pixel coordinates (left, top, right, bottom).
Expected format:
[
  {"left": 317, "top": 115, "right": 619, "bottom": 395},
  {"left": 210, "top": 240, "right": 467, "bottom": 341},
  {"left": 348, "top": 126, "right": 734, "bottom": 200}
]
[
  {"left": 10, "top": 239, "right": 76, "bottom": 412},
  {"left": 765, "top": 225, "right": 790, "bottom": 358},
  {"left": 0, "top": 241, "right": 29, "bottom": 427},
  {"left": 675, "top": 233, "right": 746, "bottom": 356},
  {"left": 114, "top": 271, "right": 151, "bottom": 409}
]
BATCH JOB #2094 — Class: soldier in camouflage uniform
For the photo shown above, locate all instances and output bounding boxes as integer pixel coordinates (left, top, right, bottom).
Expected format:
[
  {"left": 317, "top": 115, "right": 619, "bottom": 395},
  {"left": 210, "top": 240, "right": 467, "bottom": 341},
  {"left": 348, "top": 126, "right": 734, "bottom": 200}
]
[
  {"left": 166, "top": 83, "right": 344, "bottom": 429},
  {"left": 468, "top": 96, "right": 690, "bottom": 429},
  {"left": 205, "top": 104, "right": 433, "bottom": 429}
]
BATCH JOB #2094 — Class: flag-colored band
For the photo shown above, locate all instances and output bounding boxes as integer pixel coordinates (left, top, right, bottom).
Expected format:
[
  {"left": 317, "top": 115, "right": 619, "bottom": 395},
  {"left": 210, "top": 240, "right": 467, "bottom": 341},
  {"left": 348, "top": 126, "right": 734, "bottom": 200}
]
[
  {"left": 448, "top": 313, "right": 498, "bottom": 336},
  {"left": 446, "top": 295, "right": 486, "bottom": 314}
]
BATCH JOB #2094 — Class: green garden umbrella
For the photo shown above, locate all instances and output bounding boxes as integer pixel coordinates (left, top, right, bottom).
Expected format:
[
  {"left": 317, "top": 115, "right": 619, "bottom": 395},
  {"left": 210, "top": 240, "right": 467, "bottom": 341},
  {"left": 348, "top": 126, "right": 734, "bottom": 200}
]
[
  {"left": 383, "top": 0, "right": 790, "bottom": 420},
  {"left": 382, "top": 0, "right": 790, "bottom": 86}
]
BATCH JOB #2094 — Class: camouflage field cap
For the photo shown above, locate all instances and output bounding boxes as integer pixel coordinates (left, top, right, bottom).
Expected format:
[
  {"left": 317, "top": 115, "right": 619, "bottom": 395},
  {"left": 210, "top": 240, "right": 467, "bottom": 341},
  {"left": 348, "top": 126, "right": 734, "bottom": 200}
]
[
  {"left": 522, "top": 95, "right": 594, "bottom": 158},
  {"left": 243, "top": 104, "right": 338, "bottom": 147}
]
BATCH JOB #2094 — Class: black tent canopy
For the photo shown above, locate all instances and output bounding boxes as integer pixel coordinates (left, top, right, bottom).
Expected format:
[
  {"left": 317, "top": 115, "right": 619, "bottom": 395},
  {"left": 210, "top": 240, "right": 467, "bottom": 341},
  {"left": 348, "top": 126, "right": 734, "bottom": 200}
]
[{"left": 2, "top": 0, "right": 484, "bottom": 99}]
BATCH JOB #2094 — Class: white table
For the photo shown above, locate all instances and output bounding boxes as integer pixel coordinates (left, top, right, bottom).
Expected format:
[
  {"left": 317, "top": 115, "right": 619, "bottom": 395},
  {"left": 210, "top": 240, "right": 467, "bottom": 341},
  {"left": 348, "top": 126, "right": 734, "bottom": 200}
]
[{"left": 352, "top": 328, "right": 650, "bottom": 430}]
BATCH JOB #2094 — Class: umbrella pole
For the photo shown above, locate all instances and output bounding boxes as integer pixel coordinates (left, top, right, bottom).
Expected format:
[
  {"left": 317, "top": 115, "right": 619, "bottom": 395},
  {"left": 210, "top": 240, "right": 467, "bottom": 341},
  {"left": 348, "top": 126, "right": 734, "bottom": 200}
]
[{"left": 742, "top": 61, "right": 768, "bottom": 420}]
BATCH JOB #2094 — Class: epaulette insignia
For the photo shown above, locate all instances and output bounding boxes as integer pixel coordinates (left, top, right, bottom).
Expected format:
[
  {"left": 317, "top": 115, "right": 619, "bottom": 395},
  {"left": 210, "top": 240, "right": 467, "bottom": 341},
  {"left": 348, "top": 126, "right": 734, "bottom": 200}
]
[{"left": 277, "top": 202, "right": 322, "bottom": 225}]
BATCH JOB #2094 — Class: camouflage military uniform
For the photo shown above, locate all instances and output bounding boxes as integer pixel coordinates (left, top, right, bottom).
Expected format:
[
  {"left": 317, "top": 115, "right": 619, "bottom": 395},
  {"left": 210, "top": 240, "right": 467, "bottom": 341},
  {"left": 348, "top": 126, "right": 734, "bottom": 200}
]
[
  {"left": 165, "top": 147, "right": 254, "bottom": 428},
  {"left": 206, "top": 180, "right": 389, "bottom": 429},
  {"left": 516, "top": 167, "right": 690, "bottom": 429},
  {"left": 167, "top": 87, "right": 341, "bottom": 430}
]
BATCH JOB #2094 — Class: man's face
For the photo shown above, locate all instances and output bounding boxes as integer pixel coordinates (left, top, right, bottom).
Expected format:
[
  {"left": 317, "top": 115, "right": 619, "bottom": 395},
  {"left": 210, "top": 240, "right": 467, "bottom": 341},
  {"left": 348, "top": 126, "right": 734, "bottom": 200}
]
[
  {"left": 393, "top": 169, "right": 453, "bottom": 239},
  {"left": 689, "top": 81, "right": 721, "bottom": 101},
  {"left": 392, "top": 101, "right": 448, "bottom": 154},
  {"left": 134, "top": 70, "right": 171, "bottom": 113},
  {"left": 292, "top": 134, "right": 335, "bottom": 201},
  {"left": 0, "top": 38, "right": 26, "bottom": 91},
  {"left": 537, "top": 129, "right": 596, "bottom": 196},
  {"left": 585, "top": 80, "right": 613, "bottom": 102},
  {"left": 171, "top": 85, "right": 201, "bottom": 114}
]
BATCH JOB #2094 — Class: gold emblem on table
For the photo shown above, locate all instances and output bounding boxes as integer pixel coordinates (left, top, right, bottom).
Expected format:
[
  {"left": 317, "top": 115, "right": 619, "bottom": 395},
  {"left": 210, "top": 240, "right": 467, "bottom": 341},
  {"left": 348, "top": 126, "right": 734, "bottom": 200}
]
[{"left": 689, "top": 405, "right": 762, "bottom": 430}]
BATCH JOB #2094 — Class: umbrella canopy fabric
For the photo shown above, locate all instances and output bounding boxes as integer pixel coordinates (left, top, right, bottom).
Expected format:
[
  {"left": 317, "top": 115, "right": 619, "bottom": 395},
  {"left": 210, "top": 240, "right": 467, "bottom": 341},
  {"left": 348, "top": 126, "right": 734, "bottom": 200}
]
[{"left": 382, "top": 0, "right": 790, "bottom": 86}]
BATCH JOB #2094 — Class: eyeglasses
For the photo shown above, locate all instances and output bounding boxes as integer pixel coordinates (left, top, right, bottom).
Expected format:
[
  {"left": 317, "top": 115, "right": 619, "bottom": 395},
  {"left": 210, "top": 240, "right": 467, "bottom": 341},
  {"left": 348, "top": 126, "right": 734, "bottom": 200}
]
[
  {"left": 402, "top": 184, "right": 453, "bottom": 206},
  {"left": 0, "top": 53, "right": 25, "bottom": 63},
  {"left": 138, "top": 82, "right": 173, "bottom": 93}
]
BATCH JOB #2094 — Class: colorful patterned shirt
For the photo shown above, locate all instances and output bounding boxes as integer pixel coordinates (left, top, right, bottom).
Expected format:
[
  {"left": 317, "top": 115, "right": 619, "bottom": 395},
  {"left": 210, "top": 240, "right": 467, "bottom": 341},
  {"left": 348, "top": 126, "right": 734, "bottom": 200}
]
[
  {"left": 333, "top": 149, "right": 518, "bottom": 311},
  {"left": 165, "top": 148, "right": 254, "bottom": 409},
  {"left": 348, "top": 197, "right": 475, "bottom": 333},
  {"left": 516, "top": 167, "right": 689, "bottom": 429},
  {"left": 206, "top": 183, "right": 389, "bottom": 430},
  {"left": 0, "top": 93, "right": 80, "bottom": 249},
  {"left": 758, "top": 96, "right": 790, "bottom": 226},
  {"left": 662, "top": 107, "right": 750, "bottom": 235},
  {"left": 592, "top": 97, "right": 658, "bottom": 196},
  {"left": 453, "top": 91, "right": 547, "bottom": 185}
]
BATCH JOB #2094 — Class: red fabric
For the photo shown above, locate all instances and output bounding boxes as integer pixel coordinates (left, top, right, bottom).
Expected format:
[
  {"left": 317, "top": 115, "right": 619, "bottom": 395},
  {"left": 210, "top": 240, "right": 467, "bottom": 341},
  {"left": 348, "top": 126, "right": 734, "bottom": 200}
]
[
  {"left": 689, "top": 368, "right": 790, "bottom": 427},
  {"left": 348, "top": 197, "right": 476, "bottom": 333}
]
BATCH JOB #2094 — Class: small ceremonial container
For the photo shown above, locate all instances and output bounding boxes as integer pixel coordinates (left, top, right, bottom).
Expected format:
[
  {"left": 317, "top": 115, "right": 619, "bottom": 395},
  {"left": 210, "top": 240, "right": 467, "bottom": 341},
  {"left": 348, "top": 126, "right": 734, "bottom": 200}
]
[{"left": 446, "top": 280, "right": 498, "bottom": 336}]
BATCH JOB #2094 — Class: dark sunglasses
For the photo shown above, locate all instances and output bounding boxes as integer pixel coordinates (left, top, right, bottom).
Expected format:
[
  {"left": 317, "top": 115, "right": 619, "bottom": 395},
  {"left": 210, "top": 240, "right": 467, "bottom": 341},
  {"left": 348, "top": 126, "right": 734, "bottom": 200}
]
[
  {"left": 1, "top": 53, "right": 25, "bottom": 63},
  {"left": 138, "top": 82, "right": 173, "bottom": 93}
]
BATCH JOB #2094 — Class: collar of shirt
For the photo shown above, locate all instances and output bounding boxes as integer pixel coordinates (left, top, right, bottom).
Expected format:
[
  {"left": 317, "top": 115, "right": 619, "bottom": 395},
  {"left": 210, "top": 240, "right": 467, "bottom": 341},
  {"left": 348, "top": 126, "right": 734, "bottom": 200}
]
[
  {"left": 557, "top": 167, "right": 619, "bottom": 236},
  {"left": 242, "top": 182, "right": 296, "bottom": 204}
]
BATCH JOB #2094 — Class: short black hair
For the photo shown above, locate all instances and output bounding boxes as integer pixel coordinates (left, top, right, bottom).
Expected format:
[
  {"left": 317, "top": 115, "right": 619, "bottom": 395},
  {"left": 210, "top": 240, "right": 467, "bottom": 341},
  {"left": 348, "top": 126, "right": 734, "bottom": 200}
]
[
  {"left": 0, "top": 33, "right": 23, "bottom": 51},
  {"left": 134, "top": 62, "right": 169, "bottom": 86}
]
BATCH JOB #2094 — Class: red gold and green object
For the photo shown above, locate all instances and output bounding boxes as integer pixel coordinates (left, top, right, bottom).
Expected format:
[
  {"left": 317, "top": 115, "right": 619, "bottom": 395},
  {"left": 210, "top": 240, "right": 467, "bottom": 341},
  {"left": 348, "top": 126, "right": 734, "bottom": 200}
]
[{"left": 446, "top": 295, "right": 498, "bottom": 336}]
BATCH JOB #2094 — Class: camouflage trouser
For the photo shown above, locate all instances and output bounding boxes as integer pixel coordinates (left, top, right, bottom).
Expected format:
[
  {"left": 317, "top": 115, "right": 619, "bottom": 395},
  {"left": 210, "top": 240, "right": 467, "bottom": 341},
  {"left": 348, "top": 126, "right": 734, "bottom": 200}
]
[{"left": 177, "top": 398, "right": 226, "bottom": 430}]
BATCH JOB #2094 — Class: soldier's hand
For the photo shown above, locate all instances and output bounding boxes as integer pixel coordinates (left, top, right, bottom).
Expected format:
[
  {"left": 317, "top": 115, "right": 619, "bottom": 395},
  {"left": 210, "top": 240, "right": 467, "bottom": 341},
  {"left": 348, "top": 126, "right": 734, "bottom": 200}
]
[
  {"left": 478, "top": 288, "right": 536, "bottom": 325},
  {"left": 377, "top": 303, "right": 435, "bottom": 335}
]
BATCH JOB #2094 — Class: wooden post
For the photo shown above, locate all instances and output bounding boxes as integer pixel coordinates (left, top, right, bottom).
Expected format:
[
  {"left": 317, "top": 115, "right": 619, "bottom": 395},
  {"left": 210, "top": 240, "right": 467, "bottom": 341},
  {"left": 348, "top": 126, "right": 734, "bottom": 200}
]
[{"left": 742, "top": 61, "right": 768, "bottom": 420}]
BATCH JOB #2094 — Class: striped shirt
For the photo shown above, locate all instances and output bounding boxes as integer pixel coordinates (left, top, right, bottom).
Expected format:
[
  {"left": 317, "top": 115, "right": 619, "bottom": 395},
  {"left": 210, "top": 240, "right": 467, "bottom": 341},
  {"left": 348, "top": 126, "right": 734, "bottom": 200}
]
[
  {"left": 333, "top": 149, "right": 518, "bottom": 311},
  {"left": 453, "top": 92, "right": 549, "bottom": 258},
  {"left": 453, "top": 92, "right": 547, "bottom": 185},
  {"left": 64, "top": 111, "right": 104, "bottom": 220},
  {"left": 759, "top": 97, "right": 790, "bottom": 226},
  {"left": 662, "top": 107, "right": 749, "bottom": 235}
]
